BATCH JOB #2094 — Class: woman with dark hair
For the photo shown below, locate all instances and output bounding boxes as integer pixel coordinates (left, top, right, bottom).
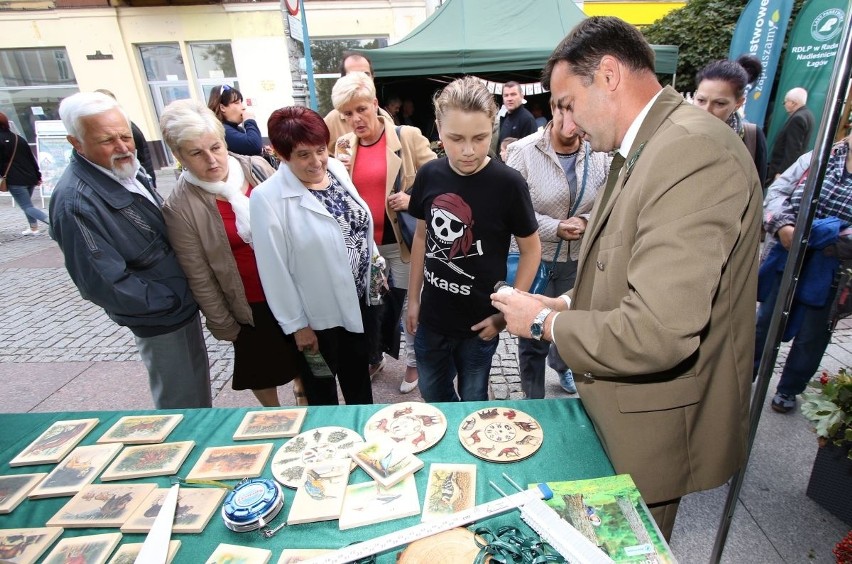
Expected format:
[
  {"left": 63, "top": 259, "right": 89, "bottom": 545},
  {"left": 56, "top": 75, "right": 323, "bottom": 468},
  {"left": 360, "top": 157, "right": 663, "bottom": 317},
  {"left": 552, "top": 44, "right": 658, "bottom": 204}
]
[
  {"left": 251, "top": 106, "right": 374, "bottom": 406},
  {"left": 694, "top": 56, "right": 768, "bottom": 186},
  {"left": 0, "top": 112, "right": 48, "bottom": 235},
  {"left": 207, "top": 84, "right": 263, "bottom": 157},
  {"left": 159, "top": 99, "right": 303, "bottom": 407}
]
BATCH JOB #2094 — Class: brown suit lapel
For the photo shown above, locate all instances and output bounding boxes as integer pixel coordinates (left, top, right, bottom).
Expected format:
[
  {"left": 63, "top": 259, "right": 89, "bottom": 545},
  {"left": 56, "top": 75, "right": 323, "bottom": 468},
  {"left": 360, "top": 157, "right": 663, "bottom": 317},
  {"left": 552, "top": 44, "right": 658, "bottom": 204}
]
[{"left": 578, "top": 87, "right": 686, "bottom": 267}]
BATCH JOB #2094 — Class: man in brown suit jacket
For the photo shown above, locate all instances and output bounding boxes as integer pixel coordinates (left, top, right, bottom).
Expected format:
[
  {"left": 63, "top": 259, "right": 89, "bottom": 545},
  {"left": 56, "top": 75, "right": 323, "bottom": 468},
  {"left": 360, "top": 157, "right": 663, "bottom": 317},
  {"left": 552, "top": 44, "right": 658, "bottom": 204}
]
[{"left": 493, "top": 17, "right": 762, "bottom": 539}]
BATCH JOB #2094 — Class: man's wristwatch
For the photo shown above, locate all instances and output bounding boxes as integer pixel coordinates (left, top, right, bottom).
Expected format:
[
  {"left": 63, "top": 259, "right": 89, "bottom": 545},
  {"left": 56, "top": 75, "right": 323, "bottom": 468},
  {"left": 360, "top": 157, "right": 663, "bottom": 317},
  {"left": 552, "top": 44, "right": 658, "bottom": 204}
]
[{"left": 530, "top": 307, "right": 553, "bottom": 341}]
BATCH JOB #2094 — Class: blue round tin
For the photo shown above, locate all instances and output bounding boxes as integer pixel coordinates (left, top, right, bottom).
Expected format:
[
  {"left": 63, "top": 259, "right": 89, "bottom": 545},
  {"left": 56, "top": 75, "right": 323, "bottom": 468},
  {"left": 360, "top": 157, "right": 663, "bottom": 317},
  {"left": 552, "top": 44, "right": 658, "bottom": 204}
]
[{"left": 221, "top": 478, "right": 284, "bottom": 532}]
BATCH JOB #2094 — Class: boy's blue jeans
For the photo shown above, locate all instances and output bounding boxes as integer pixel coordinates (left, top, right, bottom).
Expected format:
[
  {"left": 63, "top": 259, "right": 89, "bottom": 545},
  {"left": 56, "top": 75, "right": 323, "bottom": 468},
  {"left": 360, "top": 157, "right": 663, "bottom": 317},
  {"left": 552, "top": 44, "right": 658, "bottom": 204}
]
[{"left": 414, "top": 323, "right": 499, "bottom": 402}]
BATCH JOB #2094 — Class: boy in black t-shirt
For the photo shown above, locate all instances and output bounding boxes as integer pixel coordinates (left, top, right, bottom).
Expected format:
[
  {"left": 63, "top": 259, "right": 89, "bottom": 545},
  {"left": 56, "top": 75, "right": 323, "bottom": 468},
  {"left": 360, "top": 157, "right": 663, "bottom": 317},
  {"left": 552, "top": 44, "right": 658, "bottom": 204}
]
[{"left": 407, "top": 77, "right": 541, "bottom": 402}]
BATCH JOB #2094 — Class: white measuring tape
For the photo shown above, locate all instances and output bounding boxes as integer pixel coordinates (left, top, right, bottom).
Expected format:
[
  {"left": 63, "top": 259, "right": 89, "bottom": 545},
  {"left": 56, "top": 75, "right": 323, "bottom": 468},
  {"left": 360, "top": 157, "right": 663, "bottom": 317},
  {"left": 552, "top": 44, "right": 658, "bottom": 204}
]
[{"left": 301, "top": 482, "right": 613, "bottom": 564}]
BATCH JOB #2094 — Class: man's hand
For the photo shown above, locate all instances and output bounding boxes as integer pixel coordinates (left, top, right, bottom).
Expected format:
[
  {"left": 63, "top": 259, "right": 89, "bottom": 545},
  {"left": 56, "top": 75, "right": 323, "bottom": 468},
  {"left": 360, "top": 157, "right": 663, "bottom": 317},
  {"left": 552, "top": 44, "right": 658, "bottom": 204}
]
[
  {"left": 471, "top": 313, "right": 505, "bottom": 340},
  {"left": 491, "top": 290, "right": 565, "bottom": 339},
  {"left": 294, "top": 326, "right": 318, "bottom": 353},
  {"left": 557, "top": 217, "right": 588, "bottom": 241},
  {"left": 777, "top": 225, "right": 795, "bottom": 250}
]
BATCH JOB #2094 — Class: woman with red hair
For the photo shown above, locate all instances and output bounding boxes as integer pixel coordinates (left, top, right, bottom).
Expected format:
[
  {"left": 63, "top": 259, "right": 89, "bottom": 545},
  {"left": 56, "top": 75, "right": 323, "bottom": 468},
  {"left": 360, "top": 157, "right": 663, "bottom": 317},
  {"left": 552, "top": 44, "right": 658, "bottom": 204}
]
[{"left": 251, "top": 106, "right": 374, "bottom": 406}]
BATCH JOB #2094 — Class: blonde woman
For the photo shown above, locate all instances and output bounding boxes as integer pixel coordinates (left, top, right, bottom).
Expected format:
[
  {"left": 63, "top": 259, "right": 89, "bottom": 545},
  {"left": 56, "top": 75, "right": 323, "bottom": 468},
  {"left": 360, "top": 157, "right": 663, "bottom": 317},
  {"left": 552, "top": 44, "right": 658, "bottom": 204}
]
[
  {"left": 160, "top": 99, "right": 303, "bottom": 407},
  {"left": 332, "top": 72, "right": 436, "bottom": 393}
]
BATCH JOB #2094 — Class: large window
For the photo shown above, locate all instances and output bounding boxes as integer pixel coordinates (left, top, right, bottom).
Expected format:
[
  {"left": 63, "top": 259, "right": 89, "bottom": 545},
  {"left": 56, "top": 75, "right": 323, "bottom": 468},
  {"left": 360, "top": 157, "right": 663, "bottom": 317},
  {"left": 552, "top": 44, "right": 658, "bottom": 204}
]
[
  {"left": 0, "top": 48, "right": 78, "bottom": 143},
  {"left": 189, "top": 42, "right": 239, "bottom": 103},
  {"left": 310, "top": 38, "right": 387, "bottom": 116}
]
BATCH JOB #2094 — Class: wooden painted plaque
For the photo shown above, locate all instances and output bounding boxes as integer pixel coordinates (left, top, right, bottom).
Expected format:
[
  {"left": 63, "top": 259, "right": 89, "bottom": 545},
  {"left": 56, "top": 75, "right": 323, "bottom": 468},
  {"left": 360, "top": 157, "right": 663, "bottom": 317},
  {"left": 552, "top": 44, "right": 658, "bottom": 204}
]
[
  {"left": 185, "top": 443, "right": 273, "bottom": 481},
  {"left": 9, "top": 418, "right": 99, "bottom": 467},
  {"left": 0, "top": 527, "right": 63, "bottom": 564},
  {"left": 97, "top": 414, "right": 183, "bottom": 445},
  {"left": 457, "top": 407, "right": 543, "bottom": 462},
  {"left": 0, "top": 473, "right": 47, "bottom": 513},
  {"left": 363, "top": 401, "right": 447, "bottom": 453},
  {"left": 100, "top": 441, "right": 194, "bottom": 481},
  {"left": 46, "top": 483, "right": 156, "bottom": 528},
  {"left": 28, "top": 443, "right": 122, "bottom": 499},
  {"left": 41, "top": 532, "right": 122, "bottom": 564},
  {"left": 271, "top": 426, "right": 363, "bottom": 489},
  {"left": 233, "top": 409, "right": 307, "bottom": 440}
]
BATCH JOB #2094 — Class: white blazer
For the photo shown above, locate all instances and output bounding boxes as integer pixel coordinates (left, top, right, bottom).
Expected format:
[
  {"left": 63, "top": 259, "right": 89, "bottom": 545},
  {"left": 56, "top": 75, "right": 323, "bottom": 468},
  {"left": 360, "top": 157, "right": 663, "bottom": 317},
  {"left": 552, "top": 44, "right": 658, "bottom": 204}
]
[{"left": 250, "top": 157, "right": 375, "bottom": 335}]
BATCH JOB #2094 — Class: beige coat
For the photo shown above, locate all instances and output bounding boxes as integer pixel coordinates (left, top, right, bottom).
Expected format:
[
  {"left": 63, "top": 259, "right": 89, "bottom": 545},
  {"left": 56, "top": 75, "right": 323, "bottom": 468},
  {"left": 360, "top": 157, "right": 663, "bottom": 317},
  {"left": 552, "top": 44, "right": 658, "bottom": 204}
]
[
  {"left": 162, "top": 153, "right": 275, "bottom": 341},
  {"left": 336, "top": 116, "right": 436, "bottom": 262},
  {"left": 552, "top": 87, "right": 762, "bottom": 504}
]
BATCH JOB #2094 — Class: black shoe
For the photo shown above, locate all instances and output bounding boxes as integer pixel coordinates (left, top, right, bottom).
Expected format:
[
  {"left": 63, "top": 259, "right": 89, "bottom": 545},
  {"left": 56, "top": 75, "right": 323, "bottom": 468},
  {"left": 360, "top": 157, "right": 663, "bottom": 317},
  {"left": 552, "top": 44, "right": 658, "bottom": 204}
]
[{"left": 771, "top": 393, "right": 795, "bottom": 413}]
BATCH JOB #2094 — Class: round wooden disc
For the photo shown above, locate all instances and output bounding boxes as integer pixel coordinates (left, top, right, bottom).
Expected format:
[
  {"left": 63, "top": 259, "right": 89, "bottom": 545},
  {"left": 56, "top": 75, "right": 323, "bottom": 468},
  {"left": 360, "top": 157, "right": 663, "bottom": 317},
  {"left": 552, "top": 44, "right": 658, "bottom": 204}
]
[
  {"left": 457, "top": 407, "right": 543, "bottom": 462},
  {"left": 363, "top": 401, "right": 447, "bottom": 453},
  {"left": 270, "top": 426, "right": 363, "bottom": 488},
  {"left": 397, "top": 528, "right": 486, "bottom": 563}
]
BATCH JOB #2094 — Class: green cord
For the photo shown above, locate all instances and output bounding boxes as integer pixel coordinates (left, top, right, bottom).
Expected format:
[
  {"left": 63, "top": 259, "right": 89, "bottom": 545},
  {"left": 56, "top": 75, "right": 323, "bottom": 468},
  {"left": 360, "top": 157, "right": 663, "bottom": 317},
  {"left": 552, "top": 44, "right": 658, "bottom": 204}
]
[{"left": 472, "top": 525, "right": 566, "bottom": 564}]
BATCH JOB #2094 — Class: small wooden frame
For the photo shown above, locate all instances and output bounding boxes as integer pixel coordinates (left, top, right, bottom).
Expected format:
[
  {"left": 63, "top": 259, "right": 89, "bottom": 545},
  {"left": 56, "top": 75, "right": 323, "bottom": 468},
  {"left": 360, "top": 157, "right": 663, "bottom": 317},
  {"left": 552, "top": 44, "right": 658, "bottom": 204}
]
[
  {"left": 350, "top": 439, "right": 424, "bottom": 488},
  {"left": 185, "top": 443, "right": 273, "bottom": 481},
  {"left": 97, "top": 414, "right": 183, "bottom": 445},
  {"left": 0, "top": 527, "right": 63, "bottom": 563},
  {"left": 41, "top": 532, "right": 122, "bottom": 564},
  {"left": 339, "top": 475, "right": 420, "bottom": 530},
  {"left": 28, "top": 443, "right": 122, "bottom": 499},
  {"left": 121, "top": 487, "right": 226, "bottom": 534},
  {"left": 0, "top": 473, "right": 47, "bottom": 513},
  {"left": 9, "top": 418, "right": 99, "bottom": 467},
  {"left": 457, "top": 407, "right": 543, "bottom": 462},
  {"left": 207, "top": 543, "right": 271, "bottom": 564},
  {"left": 363, "top": 402, "right": 447, "bottom": 453},
  {"left": 106, "top": 539, "right": 180, "bottom": 563},
  {"left": 99, "top": 441, "right": 194, "bottom": 481},
  {"left": 233, "top": 409, "right": 307, "bottom": 440},
  {"left": 46, "top": 483, "right": 157, "bottom": 528},
  {"left": 422, "top": 463, "right": 477, "bottom": 522},
  {"left": 286, "top": 460, "right": 350, "bottom": 525}
]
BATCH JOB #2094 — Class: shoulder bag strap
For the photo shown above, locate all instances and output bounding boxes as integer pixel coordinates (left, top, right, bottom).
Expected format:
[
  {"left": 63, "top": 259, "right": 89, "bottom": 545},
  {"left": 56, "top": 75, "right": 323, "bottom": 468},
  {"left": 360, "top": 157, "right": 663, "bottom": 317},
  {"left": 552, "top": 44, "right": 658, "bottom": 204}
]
[
  {"left": 393, "top": 125, "right": 404, "bottom": 193},
  {"left": 2, "top": 134, "right": 18, "bottom": 178},
  {"left": 549, "top": 148, "right": 590, "bottom": 266}
]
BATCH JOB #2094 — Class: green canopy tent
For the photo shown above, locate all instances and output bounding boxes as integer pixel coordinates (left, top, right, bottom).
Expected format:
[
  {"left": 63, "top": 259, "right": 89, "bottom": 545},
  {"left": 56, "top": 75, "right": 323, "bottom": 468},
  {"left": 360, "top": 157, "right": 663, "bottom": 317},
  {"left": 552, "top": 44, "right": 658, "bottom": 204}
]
[{"left": 360, "top": 0, "right": 679, "bottom": 78}]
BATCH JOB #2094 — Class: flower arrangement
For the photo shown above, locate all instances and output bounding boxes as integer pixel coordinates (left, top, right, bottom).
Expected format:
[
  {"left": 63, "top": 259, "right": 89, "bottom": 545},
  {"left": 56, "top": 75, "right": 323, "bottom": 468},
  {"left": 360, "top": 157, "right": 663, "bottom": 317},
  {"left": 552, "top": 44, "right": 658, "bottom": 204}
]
[
  {"left": 801, "top": 367, "right": 852, "bottom": 458},
  {"left": 834, "top": 530, "right": 852, "bottom": 564}
]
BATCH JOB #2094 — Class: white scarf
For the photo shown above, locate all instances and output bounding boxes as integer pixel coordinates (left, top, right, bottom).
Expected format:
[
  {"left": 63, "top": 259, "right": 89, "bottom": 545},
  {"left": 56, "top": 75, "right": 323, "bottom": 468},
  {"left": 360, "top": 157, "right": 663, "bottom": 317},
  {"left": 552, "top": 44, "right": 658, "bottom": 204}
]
[{"left": 182, "top": 156, "right": 251, "bottom": 244}]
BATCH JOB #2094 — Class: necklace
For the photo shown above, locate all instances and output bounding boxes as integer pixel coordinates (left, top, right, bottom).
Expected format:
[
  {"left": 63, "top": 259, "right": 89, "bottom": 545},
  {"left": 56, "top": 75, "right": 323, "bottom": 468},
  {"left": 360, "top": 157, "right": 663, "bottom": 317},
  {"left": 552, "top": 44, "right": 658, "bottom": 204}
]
[
  {"left": 555, "top": 145, "right": 580, "bottom": 158},
  {"left": 359, "top": 127, "right": 385, "bottom": 147}
]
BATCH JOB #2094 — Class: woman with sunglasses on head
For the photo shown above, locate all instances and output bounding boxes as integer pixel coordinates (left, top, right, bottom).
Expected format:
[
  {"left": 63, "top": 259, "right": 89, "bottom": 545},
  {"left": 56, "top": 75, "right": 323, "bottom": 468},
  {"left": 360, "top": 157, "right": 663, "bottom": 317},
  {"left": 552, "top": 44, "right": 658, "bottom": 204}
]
[{"left": 207, "top": 84, "right": 263, "bottom": 157}]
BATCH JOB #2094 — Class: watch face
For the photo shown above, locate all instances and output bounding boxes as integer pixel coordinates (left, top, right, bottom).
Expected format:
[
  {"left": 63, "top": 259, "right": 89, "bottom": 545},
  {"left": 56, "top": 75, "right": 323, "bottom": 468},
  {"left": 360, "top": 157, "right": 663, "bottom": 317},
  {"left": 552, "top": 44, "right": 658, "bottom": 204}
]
[{"left": 530, "top": 322, "right": 543, "bottom": 339}]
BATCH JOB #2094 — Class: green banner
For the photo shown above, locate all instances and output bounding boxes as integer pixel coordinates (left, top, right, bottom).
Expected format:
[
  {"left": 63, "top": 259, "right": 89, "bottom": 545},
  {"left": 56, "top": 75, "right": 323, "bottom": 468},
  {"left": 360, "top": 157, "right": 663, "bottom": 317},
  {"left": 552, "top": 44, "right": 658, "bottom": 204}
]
[{"left": 766, "top": 0, "right": 847, "bottom": 152}]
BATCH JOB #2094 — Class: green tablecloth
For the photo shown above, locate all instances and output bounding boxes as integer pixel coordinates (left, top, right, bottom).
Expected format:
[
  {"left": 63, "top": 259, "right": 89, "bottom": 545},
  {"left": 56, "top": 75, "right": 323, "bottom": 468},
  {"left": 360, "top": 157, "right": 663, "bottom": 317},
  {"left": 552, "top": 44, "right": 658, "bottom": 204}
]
[{"left": 0, "top": 398, "right": 614, "bottom": 562}]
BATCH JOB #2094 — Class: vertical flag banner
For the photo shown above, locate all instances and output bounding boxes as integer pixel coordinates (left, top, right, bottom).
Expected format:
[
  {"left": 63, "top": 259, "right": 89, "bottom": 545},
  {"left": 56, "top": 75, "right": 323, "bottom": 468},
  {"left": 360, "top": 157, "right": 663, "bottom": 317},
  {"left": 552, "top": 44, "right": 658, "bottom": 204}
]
[
  {"left": 767, "top": 0, "right": 848, "bottom": 151},
  {"left": 728, "top": 0, "right": 795, "bottom": 128}
]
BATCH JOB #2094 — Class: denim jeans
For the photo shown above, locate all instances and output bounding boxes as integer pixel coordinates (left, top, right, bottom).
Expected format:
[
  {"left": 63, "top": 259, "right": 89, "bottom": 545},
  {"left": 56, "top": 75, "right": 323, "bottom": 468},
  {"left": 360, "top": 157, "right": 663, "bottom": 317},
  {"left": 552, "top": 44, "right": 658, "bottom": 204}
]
[
  {"left": 518, "top": 259, "right": 577, "bottom": 399},
  {"left": 8, "top": 184, "right": 49, "bottom": 227},
  {"left": 754, "top": 274, "right": 832, "bottom": 396},
  {"left": 414, "top": 323, "right": 499, "bottom": 402}
]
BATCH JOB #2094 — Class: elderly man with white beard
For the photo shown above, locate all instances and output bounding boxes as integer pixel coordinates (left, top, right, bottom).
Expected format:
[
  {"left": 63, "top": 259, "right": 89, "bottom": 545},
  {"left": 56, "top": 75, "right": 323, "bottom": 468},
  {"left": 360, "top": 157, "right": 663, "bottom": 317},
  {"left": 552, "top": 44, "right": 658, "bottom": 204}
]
[{"left": 50, "top": 92, "right": 212, "bottom": 409}]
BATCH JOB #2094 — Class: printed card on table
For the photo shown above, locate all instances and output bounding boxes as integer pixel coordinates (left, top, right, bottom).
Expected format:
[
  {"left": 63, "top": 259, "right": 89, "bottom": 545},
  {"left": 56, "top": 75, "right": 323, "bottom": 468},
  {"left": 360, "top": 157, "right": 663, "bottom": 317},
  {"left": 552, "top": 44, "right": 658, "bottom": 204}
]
[
  {"left": 233, "top": 409, "right": 307, "bottom": 440},
  {"left": 350, "top": 438, "right": 423, "bottom": 488},
  {"left": 286, "top": 460, "right": 350, "bottom": 525},
  {"left": 0, "top": 473, "right": 47, "bottom": 513},
  {"left": 106, "top": 539, "right": 180, "bottom": 564},
  {"left": 28, "top": 443, "right": 122, "bottom": 499},
  {"left": 100, "top": 441, "right": 194, "bottom": 481},
  {"left": 422, "top": 463, "right": 477, "bottom": 522},
  {"left": 41, "top": 532, "right": 122, "bottom": 564},
  {"left": 96, "top": 414, "right": 183, "bottom": 445},
  {"left": 121, "top": 486, "right": 226, "bottom": 534},
  {"left": 9, "top": 418, "right": 99, "bottom": 467},
  {"left": 207, "top": 543, "right": 271, "bottom": 564},
  {"left": 0, "top": 527, "right": 63, "bottom": 563},
  {"left": 46, "top": 483, "right": 157, "bottom": 528},
  {"left": 277, "top": 549, "right": 334, "bottom": 563},
  {"left": 339, "top": 474, "right": 420, "bottom": 530},
  {"left": 185, "top": 443, "right": 273, "bottom": 481}
]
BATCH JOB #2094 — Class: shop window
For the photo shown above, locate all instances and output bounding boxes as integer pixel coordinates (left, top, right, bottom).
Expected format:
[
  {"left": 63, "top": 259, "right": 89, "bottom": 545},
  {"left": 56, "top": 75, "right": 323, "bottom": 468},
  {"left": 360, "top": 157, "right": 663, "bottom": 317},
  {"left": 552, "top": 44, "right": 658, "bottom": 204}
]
[{"left": 188, "top": 42, "right": 239, "bottom": 103}]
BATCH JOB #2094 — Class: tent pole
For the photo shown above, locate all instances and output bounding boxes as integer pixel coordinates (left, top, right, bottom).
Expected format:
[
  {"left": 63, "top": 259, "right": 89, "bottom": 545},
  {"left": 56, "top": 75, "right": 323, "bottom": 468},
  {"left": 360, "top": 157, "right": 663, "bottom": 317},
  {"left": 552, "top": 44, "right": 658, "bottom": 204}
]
[{"left": 710, "top": 8, "right": 852, "bottom": 562}]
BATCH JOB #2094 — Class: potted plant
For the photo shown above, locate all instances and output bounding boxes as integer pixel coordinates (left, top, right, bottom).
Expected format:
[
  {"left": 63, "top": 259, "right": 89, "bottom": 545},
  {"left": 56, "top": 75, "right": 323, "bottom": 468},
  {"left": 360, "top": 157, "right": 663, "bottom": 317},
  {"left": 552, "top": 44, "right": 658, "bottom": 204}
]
[{"left": 801, "top": 367, "right": 852, "bottom": 526}]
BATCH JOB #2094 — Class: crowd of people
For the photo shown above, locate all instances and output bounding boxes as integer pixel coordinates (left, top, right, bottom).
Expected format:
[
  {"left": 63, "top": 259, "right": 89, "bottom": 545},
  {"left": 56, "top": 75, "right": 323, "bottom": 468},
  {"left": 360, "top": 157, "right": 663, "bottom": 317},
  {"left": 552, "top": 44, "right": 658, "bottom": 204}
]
[{"left": 31, "top": 15, "right": 848, "bottom": 540}]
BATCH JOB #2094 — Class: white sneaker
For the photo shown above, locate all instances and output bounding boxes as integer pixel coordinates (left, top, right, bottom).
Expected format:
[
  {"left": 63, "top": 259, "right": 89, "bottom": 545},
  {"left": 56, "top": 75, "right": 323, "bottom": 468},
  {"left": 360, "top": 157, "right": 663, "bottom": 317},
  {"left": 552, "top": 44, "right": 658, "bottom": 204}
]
[
  {"left": 21, "top": 228, "right": 38, "bottom": 235},
  {"left": 399, "top": 378, "right": 419, "bottom": 394}
]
